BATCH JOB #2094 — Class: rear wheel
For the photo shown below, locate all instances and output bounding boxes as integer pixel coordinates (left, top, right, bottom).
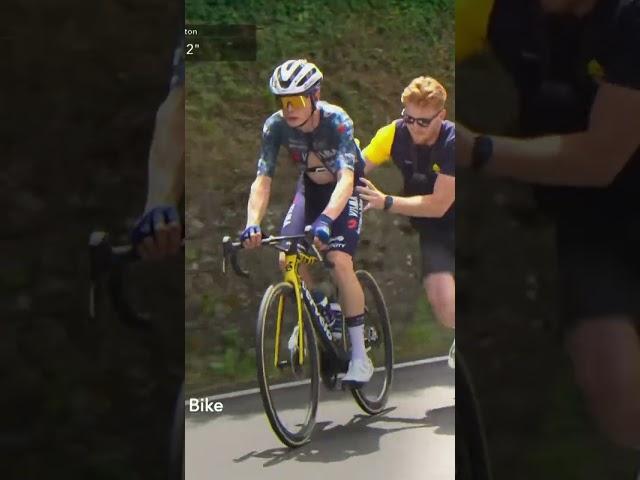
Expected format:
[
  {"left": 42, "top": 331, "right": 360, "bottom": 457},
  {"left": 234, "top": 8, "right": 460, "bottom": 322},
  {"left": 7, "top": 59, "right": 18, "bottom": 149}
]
[
  {"left": 348, "top": 270, "right": 394, "bottom": 414},
  {"left": 456, "top": 353, "right": 492, "bottom": 479},
  {"left": 256, "top": 282, "right": 320, "bottom": 448}
]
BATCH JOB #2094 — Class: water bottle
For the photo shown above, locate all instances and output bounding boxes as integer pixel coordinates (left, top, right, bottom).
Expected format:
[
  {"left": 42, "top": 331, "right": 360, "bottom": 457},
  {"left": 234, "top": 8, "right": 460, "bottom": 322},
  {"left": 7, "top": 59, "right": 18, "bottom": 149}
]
[
  {"left": 311, "top": 290, "right": 342, "bottom": 341},
  {"left": 311, "top": 290, "right": 329, "bottom": 312}
]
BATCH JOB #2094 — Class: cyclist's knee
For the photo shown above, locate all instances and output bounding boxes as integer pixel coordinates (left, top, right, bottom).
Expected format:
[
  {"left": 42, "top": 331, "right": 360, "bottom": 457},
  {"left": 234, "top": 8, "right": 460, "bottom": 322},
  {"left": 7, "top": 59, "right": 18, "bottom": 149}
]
[
  {"left": 278, "top": 252, "right": 286, "bottom": 272},
  {"left": 327, "top": 251, "right": 354, "bottom": 280}
]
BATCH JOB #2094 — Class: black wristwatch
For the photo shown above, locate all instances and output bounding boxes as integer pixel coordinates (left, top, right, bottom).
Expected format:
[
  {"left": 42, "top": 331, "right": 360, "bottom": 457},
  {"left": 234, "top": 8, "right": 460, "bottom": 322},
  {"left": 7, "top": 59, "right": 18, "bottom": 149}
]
[
  {"left": 471, "top": 135, "right": 493, "bottom": 171},
  {"left": 383, "top": 195, "right": 394, "bottom": 211}
]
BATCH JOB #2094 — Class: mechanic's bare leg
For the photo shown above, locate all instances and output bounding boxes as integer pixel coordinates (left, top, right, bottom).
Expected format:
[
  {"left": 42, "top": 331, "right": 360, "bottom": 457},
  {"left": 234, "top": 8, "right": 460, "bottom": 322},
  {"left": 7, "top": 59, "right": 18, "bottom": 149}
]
[
  {"left": 566, "top": 317, "right": 640, "bottom": 449},
  {"left": 423, "top": 272, "right": 455, "bottom": 329}
]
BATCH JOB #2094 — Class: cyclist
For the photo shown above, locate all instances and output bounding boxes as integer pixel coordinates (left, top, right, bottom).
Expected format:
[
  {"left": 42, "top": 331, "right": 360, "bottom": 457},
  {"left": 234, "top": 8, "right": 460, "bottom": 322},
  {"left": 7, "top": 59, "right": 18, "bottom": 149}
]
[
  {"left": 457, "top": 0, "right": 640, "bottom": 450},
  {"left": 357, "top": 76, "right": 455, "bottom": 366},
  {"left": 241, "top": 59, "right": 374, "bottom": 386},
  {"left": 131, "top": 40, "right": 185, "bottom": 260}
]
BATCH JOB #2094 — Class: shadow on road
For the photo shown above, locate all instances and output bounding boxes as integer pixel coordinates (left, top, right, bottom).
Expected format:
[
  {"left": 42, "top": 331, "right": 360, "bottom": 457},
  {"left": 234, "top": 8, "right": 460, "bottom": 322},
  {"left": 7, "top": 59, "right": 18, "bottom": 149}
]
[
  {"left": 232, "top": 407, "right": 445, "bottom": 467},
  {"left": 424, "top": 405, "right": 454, "bottom": 436},
  {"left": 186, "top": 361, "right": 455, "bottom": 427}
]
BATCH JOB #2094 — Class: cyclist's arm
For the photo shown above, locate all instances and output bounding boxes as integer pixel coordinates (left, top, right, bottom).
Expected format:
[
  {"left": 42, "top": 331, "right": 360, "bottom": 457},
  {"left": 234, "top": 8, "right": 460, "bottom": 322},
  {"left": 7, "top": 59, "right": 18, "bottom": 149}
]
[
  {"left": 320, "top": 113, "right": 361, "bottom": 219},
  {"left": 322, "top": 168, "right": 354, "bottom": 220},
  {"left": 460, "top": 82, "right": 640, "bottom": 186},
  {"left": 246, "top": 174, "right": 272, "bottom": 227},
  {"left": 387, "top": 174, "right": 455, "bottom": 218},
  {"left": 246, "top": 113, "right": 282, "bottom": 227},
  {"left": 144, "top": 85, "right": 185, "bottom": 210}
]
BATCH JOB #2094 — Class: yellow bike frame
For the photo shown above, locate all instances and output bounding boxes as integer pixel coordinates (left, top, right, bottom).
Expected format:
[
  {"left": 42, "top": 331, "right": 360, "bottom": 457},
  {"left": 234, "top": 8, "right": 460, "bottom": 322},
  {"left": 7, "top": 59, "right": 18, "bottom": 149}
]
[{"left": 274, "top": 249, "right": 319, "bottom": 368}]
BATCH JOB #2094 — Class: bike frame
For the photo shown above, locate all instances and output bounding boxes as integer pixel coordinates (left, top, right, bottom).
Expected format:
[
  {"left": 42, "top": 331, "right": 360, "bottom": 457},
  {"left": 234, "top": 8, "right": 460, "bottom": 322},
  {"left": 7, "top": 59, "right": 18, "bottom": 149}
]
[
  {"left": 275, "top": 249, "right": 348, "bottom": 371},
  {"left": 276, "top": 250, "right": 318, "bottom": 367}
]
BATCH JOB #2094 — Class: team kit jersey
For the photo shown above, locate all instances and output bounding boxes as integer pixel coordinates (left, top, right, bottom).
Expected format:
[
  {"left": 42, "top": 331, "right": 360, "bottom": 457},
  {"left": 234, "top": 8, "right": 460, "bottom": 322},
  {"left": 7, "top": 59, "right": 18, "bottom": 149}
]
[
  {"left": 364, "top": 119, "right": 456, "bottom": 233},
  {"left": 457, "top": 0, "right": 640, "bottom": 323},
  {"left": 364, "top": 119, "right": 456, "bottom": 276},
  {"left": 257, "top": 101, "right": 365, "bottom": 178},
  {"left": 256, "top": 101, "right": 366, "bottom": 256}
]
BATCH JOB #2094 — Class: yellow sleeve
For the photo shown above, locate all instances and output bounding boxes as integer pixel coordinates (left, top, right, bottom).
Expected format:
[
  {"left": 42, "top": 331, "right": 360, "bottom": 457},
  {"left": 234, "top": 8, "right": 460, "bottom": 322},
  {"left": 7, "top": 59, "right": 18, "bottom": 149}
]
[
  {"left": 456, "top": 0, "right": 493, "bottom": 63},
  {"left": 362, "top": 122, "right": 396, "bottom": 166}
]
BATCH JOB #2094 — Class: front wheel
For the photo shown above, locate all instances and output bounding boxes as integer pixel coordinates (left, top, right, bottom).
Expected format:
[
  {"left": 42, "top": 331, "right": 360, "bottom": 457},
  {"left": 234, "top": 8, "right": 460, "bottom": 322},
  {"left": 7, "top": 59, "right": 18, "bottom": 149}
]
[
  {"left": 349, "top": 270, "right": 394, "bottom": 414},
  {"left": 256, "top": 282, "right": 320, "bottom": 448},
  {"left": 168, "top": 382, "right": 184, "bottom": 480}
]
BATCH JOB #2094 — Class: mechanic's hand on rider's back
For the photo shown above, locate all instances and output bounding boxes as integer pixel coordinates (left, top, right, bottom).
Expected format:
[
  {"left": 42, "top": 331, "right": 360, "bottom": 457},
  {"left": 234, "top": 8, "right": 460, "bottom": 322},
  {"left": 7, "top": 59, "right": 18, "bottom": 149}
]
[
  {"left": 241, "top": 225, "right": 262, "bottom": 249},
  {"left": 311, "top": 214, "right": 333, "bottom": 251},
  {"left": 131, "top": 205, "right": 182, "bottom": 261}
]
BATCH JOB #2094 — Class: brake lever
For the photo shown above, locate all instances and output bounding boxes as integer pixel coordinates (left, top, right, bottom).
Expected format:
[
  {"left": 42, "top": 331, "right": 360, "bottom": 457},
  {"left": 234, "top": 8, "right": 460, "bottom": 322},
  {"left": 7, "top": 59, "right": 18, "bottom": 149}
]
[
  {"left": 221, "top": 235, "right": 250, "bottom": 277},
  {"left": 88, "top": 231, "right": 151, "bottom": 329},
  {"left": 303, "top": 226, "right": 334, "bottom": 269}
]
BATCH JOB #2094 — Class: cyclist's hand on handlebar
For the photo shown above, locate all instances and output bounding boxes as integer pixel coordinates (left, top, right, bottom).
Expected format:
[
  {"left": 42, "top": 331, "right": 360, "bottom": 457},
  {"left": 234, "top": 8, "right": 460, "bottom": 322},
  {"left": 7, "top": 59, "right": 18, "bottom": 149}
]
[
  {"left": 241, "top": 225, "right": 262, "bottom": 249},
  {"left": 131, "top": 205, "right": 182, "bottom": 261},
  {"left": 311, "top": 214, "right": 333, "bottom": 251}
]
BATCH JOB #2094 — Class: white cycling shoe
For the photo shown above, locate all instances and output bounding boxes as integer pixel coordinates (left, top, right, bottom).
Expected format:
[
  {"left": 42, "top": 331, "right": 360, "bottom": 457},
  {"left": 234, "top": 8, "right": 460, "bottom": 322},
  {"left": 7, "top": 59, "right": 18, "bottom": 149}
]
[{"left": 342, "top": 356, "right": 374, "bottom": 387}]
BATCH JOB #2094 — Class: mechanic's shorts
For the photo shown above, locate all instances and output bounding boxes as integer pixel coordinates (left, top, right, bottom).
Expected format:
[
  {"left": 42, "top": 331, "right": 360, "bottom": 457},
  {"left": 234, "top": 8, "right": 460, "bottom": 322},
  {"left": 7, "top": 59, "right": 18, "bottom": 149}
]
[
  {"left": 280, "top": 175, "right": 363, "bottom": 257},
  {"left": 557, "top": 219, "right": 640, "bottom": 330},
  {"left": 418, "top": 227, "right": 455, "bottom": 279}
]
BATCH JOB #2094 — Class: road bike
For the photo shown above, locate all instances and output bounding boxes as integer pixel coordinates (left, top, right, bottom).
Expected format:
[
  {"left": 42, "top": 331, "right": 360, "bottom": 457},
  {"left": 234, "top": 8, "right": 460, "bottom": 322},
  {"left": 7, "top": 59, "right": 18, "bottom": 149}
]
[
  {"left": 222, "top": 229, "right": 394, "bottom": 448},
  {"left": 88, "top": 231, "right": 184, "bottom": 480},
  {"left": 455, "top": 350, "right": 492, "bottom": 480}
]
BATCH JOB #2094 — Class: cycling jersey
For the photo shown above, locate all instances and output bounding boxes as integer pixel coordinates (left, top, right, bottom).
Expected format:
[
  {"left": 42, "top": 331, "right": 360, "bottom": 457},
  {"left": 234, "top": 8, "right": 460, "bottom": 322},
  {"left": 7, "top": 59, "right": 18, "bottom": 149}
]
[
  {"left": 363, "top": 119, "right": 455, "bottom": 233},
  {"left": 257, "top": 101, "right": 365, "bottom": 178},
  {"left": 170, "top": 39, "right": 185, "bottom": 90},
  {"left": 458, "top": 0, "right": 640, "bottom": 324},
  {"left": 470, "top": 0, "right": 640, "bottom": 219},
  {"left": 455, "top": 0, "right": 494, "bottom": 62}
]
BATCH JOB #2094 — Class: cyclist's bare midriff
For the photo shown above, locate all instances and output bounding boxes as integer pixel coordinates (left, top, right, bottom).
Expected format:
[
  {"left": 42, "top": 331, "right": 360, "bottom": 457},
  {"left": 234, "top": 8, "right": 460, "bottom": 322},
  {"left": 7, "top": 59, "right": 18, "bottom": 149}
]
[{"left": 306, "top": 151, "right": 336, "bottom": 185}]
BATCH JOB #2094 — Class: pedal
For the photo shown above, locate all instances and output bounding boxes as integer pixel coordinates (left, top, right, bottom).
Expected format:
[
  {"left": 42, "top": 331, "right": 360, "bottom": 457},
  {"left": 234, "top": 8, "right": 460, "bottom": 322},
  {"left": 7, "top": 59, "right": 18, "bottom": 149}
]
[
  {"left": 340, "top": 379, "right": 364, "bottom": 391},
  {"left": 277, "top": 360, "right": 290, "bottom": 369}
]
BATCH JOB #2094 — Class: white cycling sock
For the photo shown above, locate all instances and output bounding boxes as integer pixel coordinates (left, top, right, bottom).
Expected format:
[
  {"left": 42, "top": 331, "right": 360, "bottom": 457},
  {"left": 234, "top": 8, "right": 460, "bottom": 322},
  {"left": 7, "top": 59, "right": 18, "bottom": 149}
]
[{"left": 348, "top": 324, "right": 367, "bottom": 361}]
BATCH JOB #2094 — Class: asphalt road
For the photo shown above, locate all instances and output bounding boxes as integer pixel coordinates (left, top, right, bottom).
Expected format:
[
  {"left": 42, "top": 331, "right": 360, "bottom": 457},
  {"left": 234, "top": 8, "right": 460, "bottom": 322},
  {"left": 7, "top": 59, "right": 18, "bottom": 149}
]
[{"left": 185, "top": 359, "right": 454, "bottom": 480}]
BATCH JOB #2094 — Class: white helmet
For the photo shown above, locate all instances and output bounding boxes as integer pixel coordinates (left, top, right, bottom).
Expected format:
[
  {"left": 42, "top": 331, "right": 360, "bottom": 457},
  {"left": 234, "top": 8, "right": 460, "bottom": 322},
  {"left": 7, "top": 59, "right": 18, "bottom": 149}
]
[{"left": 269, "top": 59, "right": 323, "bottom": 95}]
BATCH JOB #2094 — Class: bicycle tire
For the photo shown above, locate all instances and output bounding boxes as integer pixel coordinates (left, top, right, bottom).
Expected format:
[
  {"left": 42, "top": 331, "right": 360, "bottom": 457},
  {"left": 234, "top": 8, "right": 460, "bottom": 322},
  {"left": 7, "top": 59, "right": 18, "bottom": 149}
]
[
  {"left": 168, "top": 382, "right": 184, "bottom": 480},
  {"left": 456, "top": 352, "right": 492, "bottom": 480},
  {"left": 256, "top": 282, "right": 320, "bottom": 448},
  {"left": 350, "top": 270, "right": 394, "bottom": 414}
]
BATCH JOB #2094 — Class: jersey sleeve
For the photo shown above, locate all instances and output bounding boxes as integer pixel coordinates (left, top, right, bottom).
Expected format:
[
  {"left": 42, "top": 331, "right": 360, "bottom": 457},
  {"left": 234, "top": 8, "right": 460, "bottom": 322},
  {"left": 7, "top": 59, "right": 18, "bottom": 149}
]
[
  {"left": 435, "top": 123, "right": 455, "bottom": 177},
  {"left": 256, "top": 113, "right": 283, "bottom": 177},
  {"left": 455, "top": 0, "right": 493, "bottom": 63},
  {"left": 602, "top": 1, "right": 640, "bottom": 90},
  {"left": 362, "top": 122, "right": 396, "bottom": 166},
  {"left": 169, "top": 39, "right": 185, "bottom": 90},
  {"left": 334, "top": 113, "right": 359, "bottom": 172}
]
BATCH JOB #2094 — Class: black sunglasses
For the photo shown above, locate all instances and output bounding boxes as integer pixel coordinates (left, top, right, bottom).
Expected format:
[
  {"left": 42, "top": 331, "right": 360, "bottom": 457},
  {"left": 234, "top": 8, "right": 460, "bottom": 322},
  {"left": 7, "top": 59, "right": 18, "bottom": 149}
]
[{"left": 401, "top": 108, "right": 442, "bottom": 127}]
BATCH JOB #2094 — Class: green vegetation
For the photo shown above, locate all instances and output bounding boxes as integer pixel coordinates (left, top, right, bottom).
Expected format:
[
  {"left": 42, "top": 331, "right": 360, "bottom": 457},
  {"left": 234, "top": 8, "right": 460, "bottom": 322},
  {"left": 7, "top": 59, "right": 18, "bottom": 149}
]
[{"left": 186, "top": 0, "right": 454, "bottom": 393}]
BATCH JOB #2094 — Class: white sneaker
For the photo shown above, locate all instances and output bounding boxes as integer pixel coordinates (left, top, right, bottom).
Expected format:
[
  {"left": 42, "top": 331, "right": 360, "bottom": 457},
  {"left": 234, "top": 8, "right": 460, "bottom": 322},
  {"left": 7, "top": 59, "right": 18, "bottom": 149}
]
[
  {"left": 448, "top": 339, "right": 455, "bottom": 369},
  {"left": 342, "top": 356, "right": 374, "bottom": 385}
]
